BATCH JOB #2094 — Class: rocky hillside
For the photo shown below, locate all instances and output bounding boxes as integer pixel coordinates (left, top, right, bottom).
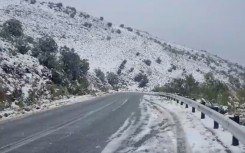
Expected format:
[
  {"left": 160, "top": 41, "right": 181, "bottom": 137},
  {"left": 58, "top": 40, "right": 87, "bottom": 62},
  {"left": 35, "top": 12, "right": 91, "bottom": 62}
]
[{"left": 0, "top": 0, "right": 245, "bottom": 112}]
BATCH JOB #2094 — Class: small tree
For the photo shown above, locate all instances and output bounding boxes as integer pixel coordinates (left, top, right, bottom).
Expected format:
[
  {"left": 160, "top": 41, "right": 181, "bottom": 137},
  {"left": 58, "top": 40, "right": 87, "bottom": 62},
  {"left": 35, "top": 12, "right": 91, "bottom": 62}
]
[
  {"left": 156, "top": 57, "right": 162, "bottom": 64},
  {"left": 143, "top": 59, "right": 151, "bottom": 66},
  {"left": 107, "top": 22, "right": 112, "bottom": 27},
  {"left": 116, "top": 29, "right": 121, "bottom": 34},
  {"left": 126, "top": 27, "right": 133, "bottom": 32},
  {"left": 107, "top": 72, "right": 119, "bottom": 87},
  {"left": 60, "top": 46, "right": 89, "bottom": 80},
  {"left": 30, "top": 0, "right": 36, "bottom": 4},
  {"left": 120, "top": 24, "right": 124, "bottom": 28},
  {"left": 95, "top": 69, "right": 105, "bottom": 82},
  {"left": 134, "top": 73, "right": 149, "bottom": 87},
  {"left": 2, "top": 19, "right": 23, "bottom": 37},
  {"left": 38, "top": 36, "right": 58, "bottom": 53},
  {"left": 15, "top": 39, "right": 30, "bottom": 54}
]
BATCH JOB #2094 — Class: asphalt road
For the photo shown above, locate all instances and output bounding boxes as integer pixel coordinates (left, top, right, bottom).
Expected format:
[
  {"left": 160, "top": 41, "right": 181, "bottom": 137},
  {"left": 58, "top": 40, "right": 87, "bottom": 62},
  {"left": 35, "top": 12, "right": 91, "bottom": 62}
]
[{"left": 0, "top": 92, "right": 143, "bottom": 153}]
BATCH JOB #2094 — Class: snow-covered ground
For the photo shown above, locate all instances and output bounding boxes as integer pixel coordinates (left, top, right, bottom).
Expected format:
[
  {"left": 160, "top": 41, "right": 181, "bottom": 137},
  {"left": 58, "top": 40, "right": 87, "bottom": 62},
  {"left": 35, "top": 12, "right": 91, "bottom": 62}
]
[
  {"left": 0, "top": 92, "right": 108, "bottom": 123},
  {"left": 0, "top": 0, "right": 244, "bottom": 92},
  {"left": 102, "top": 95, "right": 245, "bottom": 153}
]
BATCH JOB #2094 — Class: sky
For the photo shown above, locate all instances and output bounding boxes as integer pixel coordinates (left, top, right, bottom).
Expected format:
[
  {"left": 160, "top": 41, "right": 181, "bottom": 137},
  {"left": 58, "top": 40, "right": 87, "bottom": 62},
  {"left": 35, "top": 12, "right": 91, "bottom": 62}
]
[{"left": 44, "top": 0, "right": 245, "bottom": 66}]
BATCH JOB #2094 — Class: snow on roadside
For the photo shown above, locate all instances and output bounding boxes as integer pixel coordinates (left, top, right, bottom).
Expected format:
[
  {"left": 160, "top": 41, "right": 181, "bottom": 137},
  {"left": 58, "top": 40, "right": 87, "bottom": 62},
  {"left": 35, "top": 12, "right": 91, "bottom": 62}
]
[
  {"left": 0, "top": 92, "right": 108, "bottom": 122},
  {"left": 102, "top": 95, "right": 177, "bottom": 153},
  {"left": 149, "top": 95, "right": 245, "bottom": 153}
]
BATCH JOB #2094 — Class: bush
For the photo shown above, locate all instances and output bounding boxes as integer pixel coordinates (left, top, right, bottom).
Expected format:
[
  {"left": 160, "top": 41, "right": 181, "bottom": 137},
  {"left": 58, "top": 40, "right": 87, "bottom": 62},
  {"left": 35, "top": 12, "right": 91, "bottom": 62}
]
[
  {"left": 229, "top": 76, "right": 241, "bottom": 88},
  {"left": 0, "top": 85, "right": 7, "bottom": 108},
  {"left": 106, "top": 36, "right": 111, "bottom": 40},
  {"left": 116, "top": 29, "right": 121, "bottom": 34},
  {"left": 38, "top": 36, "right": 58, "bottom": 53},
  {"left": 143, "top": 59, "right": 151, "bottom": 66},
  {"left": 56, "top": 3, "right": 63, "bottom": 9},
  {"left": 2, "top": 19, "right": 23, "bottom": 37},
  {"left": 136, "top": 52, "right": 140, "bottom": 56},
  {"left": 134, "top": 73, "right": 148, "bottom": 87},
  {"left": 120, "top": 24, "right": 124, "bottom": 28},
  {"left": 61, "top": 50, "right": 84, "bottom": 80},
  {"left": 84, "top": 22, "right": 92, "bottom": 28},
  {"left": 100, "top": 17, "right": 104, "bottom": 21},
  {"left": 30, "top": 0, "right": 36, "bottom": 4},
  {"left": 15, "top": 39, "right": 30, "bottom": 54},
  {"left": 117, "top": 60, "right": 127, "bottom": 75},
  {"left": 156, "top": 57, "right": 162, "bottom": 64},
  {"left": 51, "top": 69, "right": 65, "bottom": 84},
  {"left": 95, "top": 69, "right": 105, "bottom": 82},
  {"left": 107, "top": 22, "right": 112, "bottom": 27},
  {"left": 129, "top": 67, "right": 134, "bottom": 73},
  {"left": 126, "top": 27, "right": 133, "bottom": 32},
  {"left": 38, "top": 53, "right": 60, "bottom": 70},
  {"left": 107, "top": 72, "right": 119, "bottom": 87},
  {"left": 65, "top": 6, "right": 77, "bottom": 18},
  {"left": 156, "top": 74, "right": 230, "bottom": 105}
]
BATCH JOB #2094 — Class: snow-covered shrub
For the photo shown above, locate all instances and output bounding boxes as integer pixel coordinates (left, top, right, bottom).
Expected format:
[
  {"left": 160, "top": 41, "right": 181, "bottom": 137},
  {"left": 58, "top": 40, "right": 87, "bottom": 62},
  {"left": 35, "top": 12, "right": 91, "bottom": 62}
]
[
  {"left": 116, "top": 29, "right": 121, "bottom": 34},
  {"left": 95, "top": 69, "right": 105, "bottom": 83},
  {"left": 117, "top": 60, "right": 127, "bottom": 75},
  {"left": 156, "top": 57, "right": 162, "bottom": 64},
  {"left": 136, "top": 52, "right": 140, "bottom": 56},
  {"left": 84, "top": 22, "right": 92, "bottom": 28},
  {"left": 126, "top": 27, "right": 133, "bottom": 32},
  {"left": 129, "top": 67, "right": 134, "bottom": 73},
  {"left": 30, "top": 0, "right": 36, "bottom": 4},
  {"left": 15, "top": 39, "right": 30, "bottom": 54},
  {"left": 106, "top": 36, "right": 111, "bottom": 40},
  {"left": 0, "top": 85, "right": 7, "bottom": 110},
  {"left": 1, "top": 19, "right": 23, "bottom": 38},
  {"left": 107, "top": 22, "right": 112, "bottom": 27},
  {"left": 38, "top": 36, "right": 58, "bottom": 53},
  {"left": 168, "top": 64, "right": 177, "bottom": 72},
  {"left": 143, "top": 59, "right": 151, "bottom": 66},
  {"left": 64, "top": 6, "right": 77, "bottom": 18},
  {"left": 107, "top": 72, "right": 119, "bottom": 87},
  {"left": 100, "top": 17, "right": 104, "bottom": 21},
  {"left": 120, "top": 24, "right": 124, "bottom": 28},
  {"left": 61, "top": 49, "right": 89, "bottom": 80},
  {"left": 39, "top": 53, "right": 60, "bottom": 70},
  {"left": 134, "top": 73, "right": 149, "bottom": 87},
  {"left": 229, "top": 76, "right": 241, "bottom": 88}
]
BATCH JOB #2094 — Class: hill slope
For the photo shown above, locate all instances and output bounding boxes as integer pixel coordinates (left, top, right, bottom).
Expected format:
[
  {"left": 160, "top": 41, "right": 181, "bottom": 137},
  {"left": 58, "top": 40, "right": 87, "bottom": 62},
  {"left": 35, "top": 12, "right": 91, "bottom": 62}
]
[{"left": 0, "top": 0, "right": 245, "bottom": 111}]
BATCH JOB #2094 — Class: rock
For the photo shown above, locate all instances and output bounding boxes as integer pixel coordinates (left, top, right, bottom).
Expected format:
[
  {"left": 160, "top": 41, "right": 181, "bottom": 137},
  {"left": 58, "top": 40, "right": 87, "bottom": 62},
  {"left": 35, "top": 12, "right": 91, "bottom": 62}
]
[
  {"left": 4, "top": 113, "right": 8, "bottom": 117},
  {"left": 24, "top": 107, "right": 31, "bottom": 112}
]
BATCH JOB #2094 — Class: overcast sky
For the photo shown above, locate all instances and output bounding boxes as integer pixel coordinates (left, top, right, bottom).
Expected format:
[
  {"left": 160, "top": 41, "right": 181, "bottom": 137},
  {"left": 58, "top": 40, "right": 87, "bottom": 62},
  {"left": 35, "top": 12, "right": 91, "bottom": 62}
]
[{"left": 44, "top": 0, "right": 245, "bottom": 66}]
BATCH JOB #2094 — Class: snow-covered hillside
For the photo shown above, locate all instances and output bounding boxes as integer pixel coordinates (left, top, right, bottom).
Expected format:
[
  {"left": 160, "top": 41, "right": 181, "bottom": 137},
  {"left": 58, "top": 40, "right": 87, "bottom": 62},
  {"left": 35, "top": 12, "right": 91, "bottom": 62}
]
[{"left": 0, "top": 0, "right": 244, "bottom": 92}]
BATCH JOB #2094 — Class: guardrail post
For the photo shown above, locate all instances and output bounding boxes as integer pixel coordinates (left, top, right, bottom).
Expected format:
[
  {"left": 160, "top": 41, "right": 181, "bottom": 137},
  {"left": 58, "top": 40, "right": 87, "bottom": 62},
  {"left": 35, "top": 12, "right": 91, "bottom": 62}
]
[
  {"left": 230, "top": 115, "right": 240, "bottom": 146},
  {"left": 185, "top": 104, "right": 188, "bottom": 108},
  {"left": 180, "top": 102, "right": 184, "bottom": 105},
  {"left": 192, "top": 107, "right": 195, "bottom": 113},
  {"left": 212, "top": 107, "right": 219, "bottom": 129},
  {"left": 201, "top": 101, "right": 206, "bottom": 119}
]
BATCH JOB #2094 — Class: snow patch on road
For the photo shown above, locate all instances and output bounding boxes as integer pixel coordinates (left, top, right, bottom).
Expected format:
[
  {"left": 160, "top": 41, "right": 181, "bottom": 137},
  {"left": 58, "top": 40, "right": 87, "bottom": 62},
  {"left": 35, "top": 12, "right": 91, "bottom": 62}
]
[{"left": 102, "top": 95, "right": 177, "bottom": 153}]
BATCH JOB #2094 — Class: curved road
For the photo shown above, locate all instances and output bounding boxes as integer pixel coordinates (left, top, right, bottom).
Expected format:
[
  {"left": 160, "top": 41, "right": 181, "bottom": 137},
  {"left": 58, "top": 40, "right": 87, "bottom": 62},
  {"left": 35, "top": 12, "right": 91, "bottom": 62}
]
[
  {"left": 0, "top": 92, "right": 189, "bottom": 153},
  {"left": 0, "top": 93, "right": 145, "bottom": 153}
]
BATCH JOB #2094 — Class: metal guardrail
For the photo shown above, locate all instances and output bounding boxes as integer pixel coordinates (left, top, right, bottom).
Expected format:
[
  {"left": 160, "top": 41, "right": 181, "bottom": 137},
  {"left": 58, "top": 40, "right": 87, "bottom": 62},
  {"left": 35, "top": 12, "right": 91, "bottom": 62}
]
[{"left": 157, "top": 92, "right": 245, "bottom": 146}]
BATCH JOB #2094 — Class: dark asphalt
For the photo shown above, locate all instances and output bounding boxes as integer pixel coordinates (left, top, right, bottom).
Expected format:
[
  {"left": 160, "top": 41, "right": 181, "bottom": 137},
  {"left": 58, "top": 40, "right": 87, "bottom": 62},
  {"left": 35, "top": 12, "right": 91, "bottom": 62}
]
[{"left": 0, "top": 92, "right": 143, "bottom": 153}]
